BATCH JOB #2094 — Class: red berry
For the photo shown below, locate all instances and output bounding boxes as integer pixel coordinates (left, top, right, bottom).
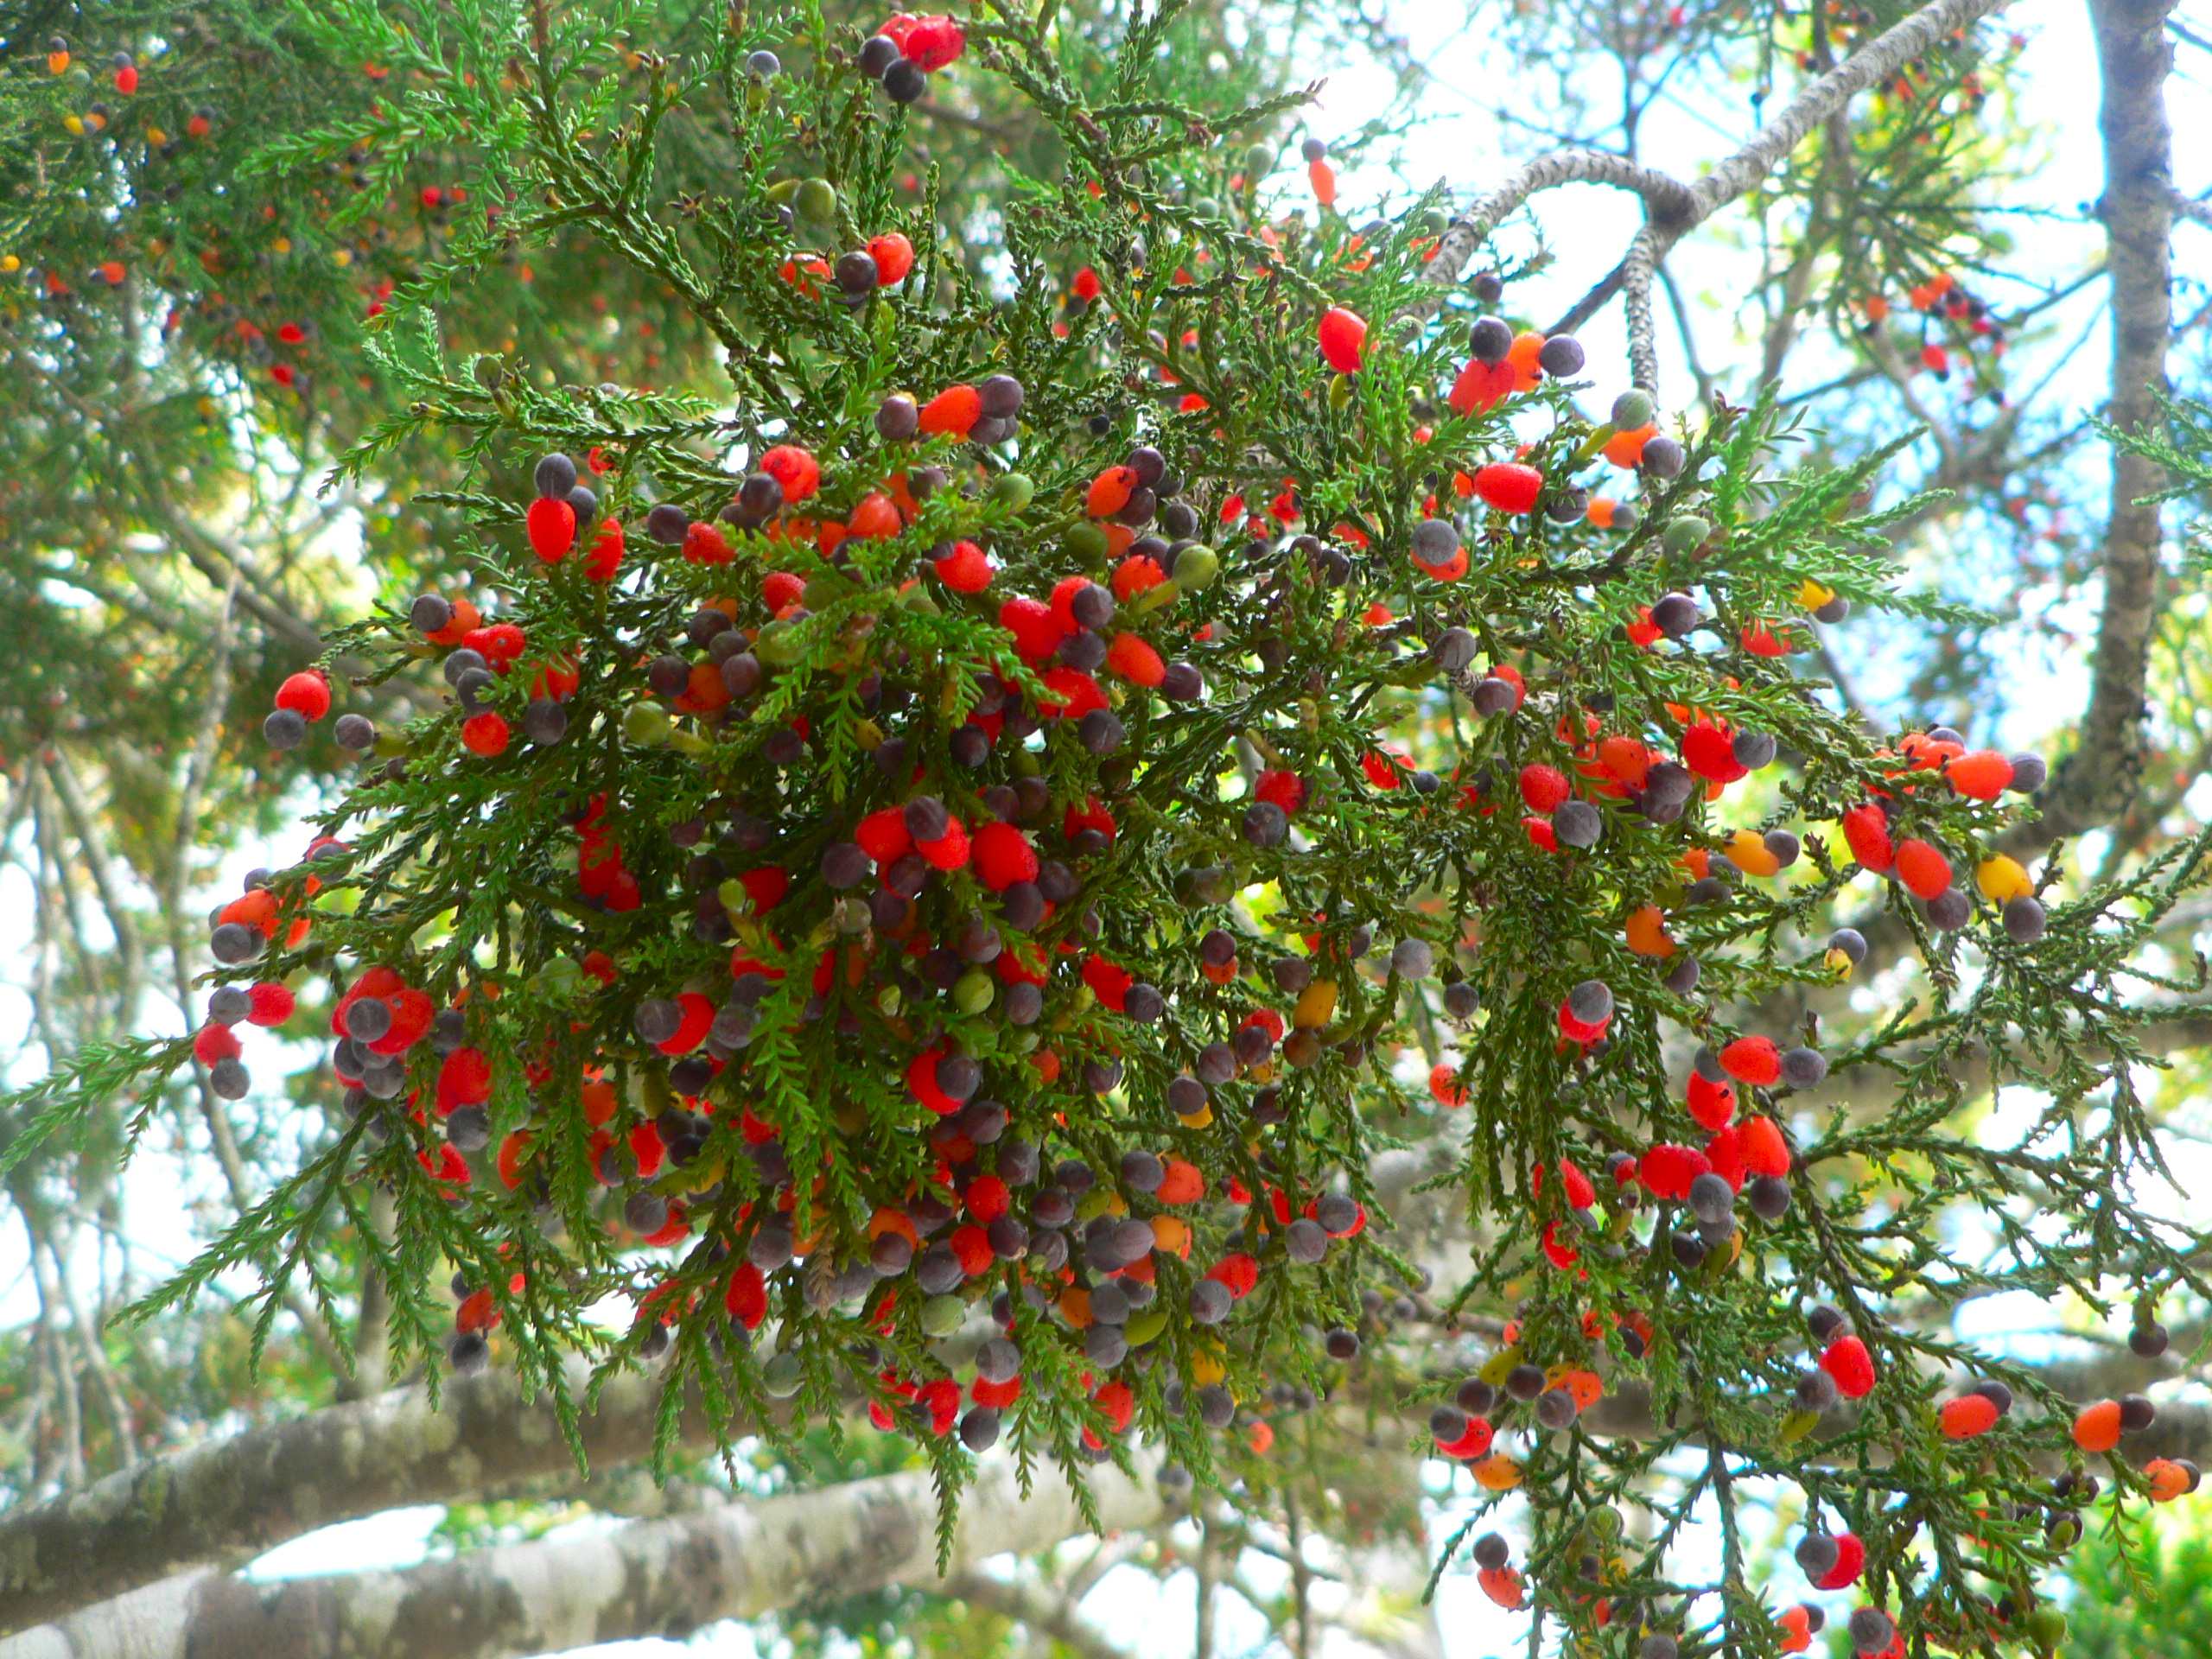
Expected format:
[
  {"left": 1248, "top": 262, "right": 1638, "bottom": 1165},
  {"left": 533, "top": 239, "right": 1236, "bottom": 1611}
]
[
  {"left": 525, "top": 496, "right": 576, "bottom": 562},
  {"left": 725, "top": 1262, "right": 767, "bottom": 1329},
  {"left": 1105, "top": 632, "right": 1166, "bottom": 688},
  {"left": 1814, "top": 1531, "right": 1866, "bottom": 1589},
  {"left": 856, "top": 807, "right": 913, "bottom": 867},
  {"left": 1820, "top": 1334, "right": 1877, "bottom": 1400},
  {"left": 1841, "top": 803, "right": 1894, "bottom": 872},
  {"left": 760, "top": 444, "right": 821, "bottom": 503},
  {"left": 583, "top": 518, "right": 624, "bottom": 582},
  {"left": 1740, "top": 1116, "right": 1791, "bottom": 1177},
  {"left": 275, "top": 670, "right": 332, "bottom": 721},
  {"left": 918, "top": 384, "right": 981, "bottom": 438},
  {"left": 1894, "top": 837, "right": 1951, "bottom": 901},
  {"left": 868, "top": 232, "right": 916, "bottom": 285},
  {"left": 246, "top": 982, "right": 296, "bottom": 1027},
  {"left": 461, "top": 712, "right": 510, "bottom": 756},
  {"left": 932, "top": 538, "right": 993, "bottom": 593},
  {"left": 1687, "top": 1071, "right": 1736, "bottom": 1130},
  {"left": 999, "top": 596, "right": 1070, "bottom": 663},
  {"left": 437, "top": 1046, "right": 492, "bottom": 1113},
  {"left": 1719, "top": 1035, "right": 1781, "bottom": 1086},
  {"left": 1518, "top": 763, "right": 1571, "bottom": 813},
  {"left": 1638, "top": 1142, "right": 1710, "bottom": 1200},
  {"left": 193, "top": 1023, "right": 241, "bottom": 1065},
  {"left": 683, "top": 521, "right": 734, "bottom": 565},
  {"left": 1317, "top": 305, "right": 1368, "bottom": 374},
  {"left": 1681, "top": 721, "right": 1748, "bottom": 784},
  {"left": 1939, "top": 1394, "right": 1999, "bottom": 1439},
  {"left": 971, "top": 821, "right": 1039, "bottom": 891},
  {"left": 902, "top": 15, "right": 966, "bottom": 70},
  {"left": 1472, "top": 462, "right": 1542, "bottom": 515},
  {"left": 918, "top": 817, "right": 971, "bottom": 871}
]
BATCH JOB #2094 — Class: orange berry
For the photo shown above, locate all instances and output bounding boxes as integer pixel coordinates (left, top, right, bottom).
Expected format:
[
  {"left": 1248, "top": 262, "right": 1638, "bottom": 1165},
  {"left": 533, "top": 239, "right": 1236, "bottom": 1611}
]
[
  {"left": 1105, "top": 632, "right": 1166, "bottom": 687},
  {"left": 1624, "top": 905, "right": 1675, "bottom": 958},
  {"left": 1086, "top": 466, "right": 1137, "bottom": 519},
  {"left": 1939, "top": 1394, "right": 1999, "bottom": 1440},
  {"left": 1945, "top": 749, "right": 2014, "bottom": 799},
  {"left": 2144, "top": 1457, "right": 2191, "bottom": 1503},
  {"left": 1894, "top": 837, "right": 1952, "bottom": 901},
  {"left": 846, "top": 491, "right": 903, "bottom": 540},
  {"left": 2073, "top": 1397, "right": 2122, "bottom": 1453},
  {"left": 918, "top": 384, "right": 981, "bottom": 438},
  {"left": 1604, "top": 423, "right": 1656, "bottom": 467}
]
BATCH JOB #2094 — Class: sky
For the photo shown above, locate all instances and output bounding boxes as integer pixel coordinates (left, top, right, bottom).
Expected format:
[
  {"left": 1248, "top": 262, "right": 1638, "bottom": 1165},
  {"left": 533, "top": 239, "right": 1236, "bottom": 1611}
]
[{"left": 3, "top": 2, "right": 2210, "bottom": 1656}]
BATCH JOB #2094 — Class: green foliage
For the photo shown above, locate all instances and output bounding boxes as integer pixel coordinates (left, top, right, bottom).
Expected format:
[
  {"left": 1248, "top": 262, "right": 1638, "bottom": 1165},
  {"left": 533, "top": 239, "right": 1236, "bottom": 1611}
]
[{"left": 2057, "top": 1505, "right": 2212, "bottom": 1659}]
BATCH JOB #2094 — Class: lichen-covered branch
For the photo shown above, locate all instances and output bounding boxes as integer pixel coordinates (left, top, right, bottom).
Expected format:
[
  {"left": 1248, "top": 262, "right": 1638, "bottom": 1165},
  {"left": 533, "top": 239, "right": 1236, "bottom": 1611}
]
[
  {"left": 0, "top": 1357, "right": 734, "bottom": 1635},
  {"left": 0, "top": 1456, "right": 1164, "bottom": 1659},
  {"left": 1436, "top": 0, "right": 2015, "bottom": 344}
]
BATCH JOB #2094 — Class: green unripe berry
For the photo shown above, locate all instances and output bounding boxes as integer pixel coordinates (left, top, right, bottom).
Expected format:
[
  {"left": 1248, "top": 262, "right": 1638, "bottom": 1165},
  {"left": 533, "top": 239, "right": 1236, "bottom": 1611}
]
[
  {"left": 762, "top": 1351, "right": 805, "bottom": 1397},
  {"left": 1662, "top": 516, "right": 1710, "bottom": 554},
  {"left": 921, "top": 1294, "right": 966, "bottom": 1338},
  {"left": 1065, "top": 521, "right": 1109, "bottom": 565},
  {"left": 1124, "top": 1306, "right": 1168, "bottom": 1347},
  {"left": 530, "top": 957, "right": 583, "bottom": 1001},
  {"left": 621, "top": 702, "right": 672, "bottom": 746},
  {"left": 755, "top": 620, "right": 806, "bottom": 666},
  {"left": 989, "top": 472, "right": 1035, "bottom": 511},
  {"left": 1172, "top": 542, "right": 1219, "bottom": 590},
  {"left": 794, "top": 177, "right": 838, "bottom": 224},
  {"left": 954, "top": 968, "right": 995, "bottom": 1014},
  {"left": 1611, "top": 389, "right": 1656, "bottom": 430}
]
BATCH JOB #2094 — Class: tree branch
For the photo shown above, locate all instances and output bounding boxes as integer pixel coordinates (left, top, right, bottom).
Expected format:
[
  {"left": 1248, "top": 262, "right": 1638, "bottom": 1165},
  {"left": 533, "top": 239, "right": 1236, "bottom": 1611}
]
[
  {"left": 0, "top": 1456, "right": 1166, "bottom": 1659},
  {"left": 1430, "top": 0, "right": 2012, "bottom": 356},
  {"left": 0, "top": 1355, "right": 730, "bottom": 1634}
]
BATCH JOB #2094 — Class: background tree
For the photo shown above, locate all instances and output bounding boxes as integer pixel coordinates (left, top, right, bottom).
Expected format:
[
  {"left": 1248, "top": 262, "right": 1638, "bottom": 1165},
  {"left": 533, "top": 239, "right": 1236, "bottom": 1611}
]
[{"left": 0, "top": 1, "right": 2207, "bottom": 1657}]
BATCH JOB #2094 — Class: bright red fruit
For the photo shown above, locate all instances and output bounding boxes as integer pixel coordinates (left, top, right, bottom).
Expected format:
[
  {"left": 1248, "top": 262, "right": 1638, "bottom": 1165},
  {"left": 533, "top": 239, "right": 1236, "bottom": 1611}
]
[
  {"left": 1317, "top": 306, "right": 1368, "bottom": 373},
  {"left": 1472, "top": 462, "right": 1542, "bottom": 514},
  {"left": 526, "top": 496, "right": 576, "bottom": 562}
]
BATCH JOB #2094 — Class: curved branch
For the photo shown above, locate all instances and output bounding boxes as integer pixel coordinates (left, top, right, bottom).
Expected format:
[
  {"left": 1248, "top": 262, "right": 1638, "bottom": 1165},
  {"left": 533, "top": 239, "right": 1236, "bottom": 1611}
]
[
  {"left": 1429, "top": 0, "right": 2013, "bottom": 349},
  {"left": 0, "top": 1356, "right": 728, "bottom": 1635},
  {"left": 1462, "top": 149, "right": 1695, "bottom": 242},
  {"left": 0, "top": 1456, "right": 1167, "bottom": 1659}
]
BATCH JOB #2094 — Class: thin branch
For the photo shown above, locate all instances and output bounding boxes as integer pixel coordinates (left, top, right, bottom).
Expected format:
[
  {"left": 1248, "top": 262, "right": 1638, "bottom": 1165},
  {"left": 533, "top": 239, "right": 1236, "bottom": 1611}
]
[{"left": 1481, "top": 0, "right": 2016, "bottom": 361}]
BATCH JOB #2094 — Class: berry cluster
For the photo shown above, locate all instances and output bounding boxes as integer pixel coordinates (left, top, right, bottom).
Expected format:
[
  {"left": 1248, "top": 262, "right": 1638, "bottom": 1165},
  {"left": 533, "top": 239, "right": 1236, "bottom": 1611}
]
[{"left": 130, "top": 10, "right": 2201, "bottom": 1652}]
